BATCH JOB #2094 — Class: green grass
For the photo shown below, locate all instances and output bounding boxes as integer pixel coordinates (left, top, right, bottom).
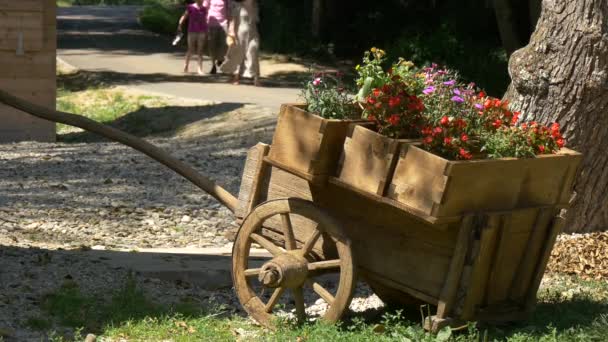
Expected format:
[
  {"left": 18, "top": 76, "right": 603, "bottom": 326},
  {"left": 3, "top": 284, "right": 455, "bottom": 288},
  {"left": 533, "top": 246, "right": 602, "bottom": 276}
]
[
  {"left": 27, "top": 274, "right": 608, "bottom": 342},
  {"left": 56, "top": 66, "right": 167, "bottom": 134}
]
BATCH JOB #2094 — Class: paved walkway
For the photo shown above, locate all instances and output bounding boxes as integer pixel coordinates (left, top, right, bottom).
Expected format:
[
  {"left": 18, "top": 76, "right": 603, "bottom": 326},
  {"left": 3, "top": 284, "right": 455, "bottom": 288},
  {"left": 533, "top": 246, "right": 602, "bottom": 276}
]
[{"left": 57, "top": 6, "right": 302, "bottom": 111}]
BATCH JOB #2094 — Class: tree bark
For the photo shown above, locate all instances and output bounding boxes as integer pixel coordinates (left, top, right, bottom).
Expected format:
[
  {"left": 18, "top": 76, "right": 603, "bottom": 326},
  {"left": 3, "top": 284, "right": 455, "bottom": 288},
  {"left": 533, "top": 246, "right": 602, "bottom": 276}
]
[{"left": 504, "top": 0, "right": 608, "bottom": 233}]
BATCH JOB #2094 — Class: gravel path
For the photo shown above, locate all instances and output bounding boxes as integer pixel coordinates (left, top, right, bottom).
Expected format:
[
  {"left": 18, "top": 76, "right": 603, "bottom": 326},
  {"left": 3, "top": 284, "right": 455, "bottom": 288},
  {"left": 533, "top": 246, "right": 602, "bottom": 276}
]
[{"left": 0, "top": 98, "right": 387, "bottom": 341}]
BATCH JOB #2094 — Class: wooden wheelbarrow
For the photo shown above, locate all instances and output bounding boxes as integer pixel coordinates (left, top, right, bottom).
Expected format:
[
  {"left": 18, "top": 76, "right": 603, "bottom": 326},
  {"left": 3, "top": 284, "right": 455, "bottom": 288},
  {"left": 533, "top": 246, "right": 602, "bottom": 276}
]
[{"left": 0, "top": 90, "right": 579, "bottom": 331}]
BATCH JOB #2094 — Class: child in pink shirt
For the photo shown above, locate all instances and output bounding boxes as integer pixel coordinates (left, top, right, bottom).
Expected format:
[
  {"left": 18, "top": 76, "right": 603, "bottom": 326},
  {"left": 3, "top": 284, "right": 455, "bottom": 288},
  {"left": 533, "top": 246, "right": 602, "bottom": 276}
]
[{"left": 178, "top": 0, "right": 209, "bottom": 75}]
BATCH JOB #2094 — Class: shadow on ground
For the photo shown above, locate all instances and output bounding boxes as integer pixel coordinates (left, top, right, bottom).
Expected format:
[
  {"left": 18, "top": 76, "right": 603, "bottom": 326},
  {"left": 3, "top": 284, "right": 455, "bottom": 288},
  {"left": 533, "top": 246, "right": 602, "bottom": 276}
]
[
  {"left": 3, "top": 243, "right": 607, "bottom": 340},
  {"left": 58, "top": 102, "right": 245, "bottom": 142},
  {"left": 58, "top": 68, "right": 306, "bottom": 90}
]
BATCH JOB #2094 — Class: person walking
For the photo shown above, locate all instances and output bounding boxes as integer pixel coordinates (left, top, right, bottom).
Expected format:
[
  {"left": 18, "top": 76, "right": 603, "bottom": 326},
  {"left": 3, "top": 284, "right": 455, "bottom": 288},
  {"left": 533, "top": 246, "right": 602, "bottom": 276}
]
[
  {"left": 178, "top": 0, "right": 209, "bottom": 75},
  {"left": 204, "top": 0, "right": 231, "bottom": 74},
  {"left": 220, "top": 0, "right": 260, "bottom": 86}
]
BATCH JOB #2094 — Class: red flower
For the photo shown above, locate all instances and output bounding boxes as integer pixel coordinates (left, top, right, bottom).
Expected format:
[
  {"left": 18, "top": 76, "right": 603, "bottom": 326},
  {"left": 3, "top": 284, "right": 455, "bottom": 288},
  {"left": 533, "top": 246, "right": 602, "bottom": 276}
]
[
  {"left": 407, "top": 96, "right": 424, "bottom": 112},
  {"left": 367, "top": 97, "right": 376, "bottom": 105},
  {"left": 521, "top": 123, "right": 528, "bottom": 130},
  {"left": 556, "top": 138, "right": 565, "bottom": 148},
  {"left": 455, "top": 119, "right": 467, "bottom": 128},
  {"left": 388, "top": 96, "right": 401, "bottom": 108},
  {"left": 494, "top": 99, "right": 502, "bottom": 107},
  {"left": 444, "top": 136, "right": 453, "bottom": 146},
  {"left": 440, "top": 116, "right": 450, "bottom": 126},
  {"left": 511, "top": 111, "right": 520, "bottom": 125},
  {"left": 460, "top": 134, "right": 469, "bottom": 142},
  {"left": 484, "top": 99, "right": 493, "bottom": 109},
  {"left": 421, "top": 126, "right": 433, "bottom": 135},
  {"left": 538, "top": 145, "right": 546, "bottom": 153},
  {"left": 424, "top": 136, "right": 434, "bottom": 144},
  {"left": 388, "top": 114, "right": 400, "bottom": 126},
  {"left": 372, "top": 88, "right": 381, "bottom": 97},
  {"left": 459, "top": 148, "right": 472, "bottom": 160},
  {"left": 367, "top": 114, "right": 376, "bottom": 122},
  {"left": 478, "top": 91, "right": 486, "bottom": 98},
  {"left": 492, "top": 119, "right": 503, "bottom": 128},
  {"left": 433, "top": 127, "right": 443, "bottom": 135}
]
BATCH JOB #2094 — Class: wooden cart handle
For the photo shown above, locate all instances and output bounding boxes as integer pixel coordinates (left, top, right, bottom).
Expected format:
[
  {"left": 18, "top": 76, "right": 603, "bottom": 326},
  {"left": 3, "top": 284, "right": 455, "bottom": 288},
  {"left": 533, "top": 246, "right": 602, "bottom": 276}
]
[{"left": 0, "top": 89, "right": 239, "bottom": 213}]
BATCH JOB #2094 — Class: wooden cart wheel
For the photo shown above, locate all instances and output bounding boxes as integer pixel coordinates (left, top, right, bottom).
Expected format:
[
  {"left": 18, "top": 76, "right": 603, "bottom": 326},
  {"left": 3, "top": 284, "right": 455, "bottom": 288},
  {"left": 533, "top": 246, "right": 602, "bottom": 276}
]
[{"left": 232, "top": 198, "right": 356, "bottom": 328}]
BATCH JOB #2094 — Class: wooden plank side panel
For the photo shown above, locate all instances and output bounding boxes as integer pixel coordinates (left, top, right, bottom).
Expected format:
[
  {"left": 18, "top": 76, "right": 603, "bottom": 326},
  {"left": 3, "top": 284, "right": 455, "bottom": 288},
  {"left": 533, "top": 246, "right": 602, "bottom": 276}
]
[
  {"left": 0, "top": 0, "right": 44, "bottom": 11},
  {"left": 338, "top": 125, "right": 403, "bottom": 195},
  {"left": 0, "top": 105, "right": 55, "bottom": 141},
  {"left": 388, "top": 144, "right": 449, "bottom": 215},
  {"left": 460, "top": 216, "right": 500, "bottom": 320},
  {"left": 436, "top": 215, "right": 474, "bottom": 318},
  {"left": 485, "top": 210, "right": 537, "bottom": 305},
  {"left": 0, "top": 27, "right": 44, "bottom": 51},
  {"left": 266, "top": 104, "right": 356, "bottom": 177},
  {"left": 439, "top": 158, "right": 527, "bottom": 217},
  {"left": 525, "top": 214, "right": 565, "bottom": 311},
  {"left": 509, "top": 208, "right": 555, "bottom": 301}
]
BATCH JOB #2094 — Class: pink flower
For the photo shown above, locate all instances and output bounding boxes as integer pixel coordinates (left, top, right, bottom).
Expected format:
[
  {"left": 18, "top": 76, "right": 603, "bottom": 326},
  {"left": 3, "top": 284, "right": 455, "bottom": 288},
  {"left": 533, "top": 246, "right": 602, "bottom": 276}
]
[{"left": 312, "top": 78, "right": 322, "bottom": 86}]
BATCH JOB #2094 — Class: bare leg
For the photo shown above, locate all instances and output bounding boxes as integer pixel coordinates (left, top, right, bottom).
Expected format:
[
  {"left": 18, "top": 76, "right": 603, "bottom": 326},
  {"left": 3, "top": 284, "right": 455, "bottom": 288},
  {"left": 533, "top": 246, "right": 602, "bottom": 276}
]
[
  {"left": 184, "top": 50, "right": 191, "bottom": 73},
  {"left": 197, "top": 34, "right": 205, "bottom": 75},
  {"left": 232, "top": 74, "right": 240, "bottom": 85}
]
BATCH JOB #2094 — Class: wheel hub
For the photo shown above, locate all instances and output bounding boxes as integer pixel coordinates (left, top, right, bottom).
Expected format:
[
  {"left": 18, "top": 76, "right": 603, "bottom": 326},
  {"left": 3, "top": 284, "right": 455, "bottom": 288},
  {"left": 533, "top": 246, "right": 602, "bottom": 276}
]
[{"left": 258, "top": 252, "right": 308, "bottom": 288}]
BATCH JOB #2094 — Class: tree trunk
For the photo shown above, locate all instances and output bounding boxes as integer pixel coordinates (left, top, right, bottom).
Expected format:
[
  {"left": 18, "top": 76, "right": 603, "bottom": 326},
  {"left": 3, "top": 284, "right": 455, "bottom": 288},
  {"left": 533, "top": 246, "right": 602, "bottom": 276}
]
[{"left": 504, "top": 0, "right": 608, "bottom": 233}]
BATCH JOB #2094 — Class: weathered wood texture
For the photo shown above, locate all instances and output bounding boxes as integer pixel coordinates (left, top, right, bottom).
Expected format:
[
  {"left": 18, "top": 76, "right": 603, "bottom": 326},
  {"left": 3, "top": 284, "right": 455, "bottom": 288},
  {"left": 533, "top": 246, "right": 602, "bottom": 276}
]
[
  {"left": 0, "top": 0, "right": 56, "bottom": 142},
  {"left": 237, "top": 143, "right": 574, "bottom": 326},
  {"left": 504, "top": 0, "right": 608, "bottom": 233},
  {"left": 388, "top": 145, "right": 582, "bottom": 219},
  {"left": 337, "top": 125, "right": 416, "bottom": 196},
  {"left": 241, "top": 144, "right": 459, "bottom": 304},
  {"left": 268, "top": 104, "right": 362, "bottom": 179},
  {"left": 232, "top": 198, "right": 355, "bottom": 328}
]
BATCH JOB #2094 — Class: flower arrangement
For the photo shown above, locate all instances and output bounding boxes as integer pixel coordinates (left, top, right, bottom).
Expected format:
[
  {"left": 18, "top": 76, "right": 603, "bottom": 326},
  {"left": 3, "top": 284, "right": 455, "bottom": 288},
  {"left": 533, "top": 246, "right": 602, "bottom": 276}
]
[
  {"left": 300, "top": 48, "right": 566, "bottom": 160},
  {"left": 301, "top": 71, "right": 358, "bottom": 120},
  {"left": 352, "top": 48, "right": 565, "bottom": 160}
]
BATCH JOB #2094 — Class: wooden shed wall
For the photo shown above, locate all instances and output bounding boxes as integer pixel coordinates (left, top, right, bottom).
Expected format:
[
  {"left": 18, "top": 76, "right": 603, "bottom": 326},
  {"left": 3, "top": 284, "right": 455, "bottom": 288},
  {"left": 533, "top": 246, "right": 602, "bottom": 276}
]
[{"left": 0, "top": 0, "right": 56, "bottom": 142}]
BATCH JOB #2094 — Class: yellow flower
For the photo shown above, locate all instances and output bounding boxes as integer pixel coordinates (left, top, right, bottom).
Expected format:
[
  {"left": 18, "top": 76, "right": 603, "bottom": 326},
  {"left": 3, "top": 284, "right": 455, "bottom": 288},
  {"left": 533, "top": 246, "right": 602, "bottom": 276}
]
[
  {"left": 401, "top": 60, "right": 415, "bottom": 68},
  {"left": 355, "top": 64, "right": 361, "bottom": 70},
  {"left": 371, "top": 47, "right": 377, "bottom": 53}
]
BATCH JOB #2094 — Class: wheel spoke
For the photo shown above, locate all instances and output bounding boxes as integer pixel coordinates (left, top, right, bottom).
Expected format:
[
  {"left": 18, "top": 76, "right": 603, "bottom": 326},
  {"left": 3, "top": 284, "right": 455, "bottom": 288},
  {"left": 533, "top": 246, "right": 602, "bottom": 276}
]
[
  {"left": 281, "top": 213, "right": 297, "bottom": 250},
  {"left": 250, "top": 233, "right": 284, "bottom": 256},
  {"left": 293, "top": 287, "right": 306, "bottom": 323},
  {"left": 302, "top": 229, "right": 322, "bottom": 255},
  {"left": 309, "top": 281, "right": 335, "bottom": 305},
  {"left": 244, "top": 268, "right": 261, "bottom": 277},
  {"left": 265, "top": 287, "right": 285, "bottom": 313},
  {"left": 308, "top": 259, "right": 341, "bottom": 272}
]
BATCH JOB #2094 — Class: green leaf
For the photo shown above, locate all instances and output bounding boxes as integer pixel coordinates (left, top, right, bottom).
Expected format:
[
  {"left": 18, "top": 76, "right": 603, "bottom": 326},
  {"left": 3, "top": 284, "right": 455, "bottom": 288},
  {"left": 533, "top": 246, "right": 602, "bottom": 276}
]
[
  {"left": 435, "top": 327, "right": 452, "bottom": 342},
  {"left": 355, "top": 77, "right": 373, "bottom": 102}
]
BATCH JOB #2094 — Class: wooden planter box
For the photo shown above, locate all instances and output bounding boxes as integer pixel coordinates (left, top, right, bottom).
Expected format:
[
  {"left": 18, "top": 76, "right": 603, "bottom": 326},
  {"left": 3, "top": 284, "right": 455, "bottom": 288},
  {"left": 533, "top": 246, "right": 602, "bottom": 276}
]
[
  {"left": 267, "top": 104, "right": 364, "bottom": 180},
  {"left": 337, "top": 125, "right": 419, "bottom": 195},
  {"left": 387, "top": 145, "right": 583, "bottom": 219}
]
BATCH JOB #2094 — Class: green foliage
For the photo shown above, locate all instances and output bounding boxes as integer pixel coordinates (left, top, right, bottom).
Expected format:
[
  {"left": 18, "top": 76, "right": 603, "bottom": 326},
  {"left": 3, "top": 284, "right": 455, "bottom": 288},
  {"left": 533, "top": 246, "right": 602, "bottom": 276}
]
[
  {"left": 386, "top": 24, "right": 509, "bottom": 97},
  {"left": 139, "top": 3, "right": 184, "bottom": 36},
  {"left": 301, "top": 72, "right": 357, "bottom": 120}
]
